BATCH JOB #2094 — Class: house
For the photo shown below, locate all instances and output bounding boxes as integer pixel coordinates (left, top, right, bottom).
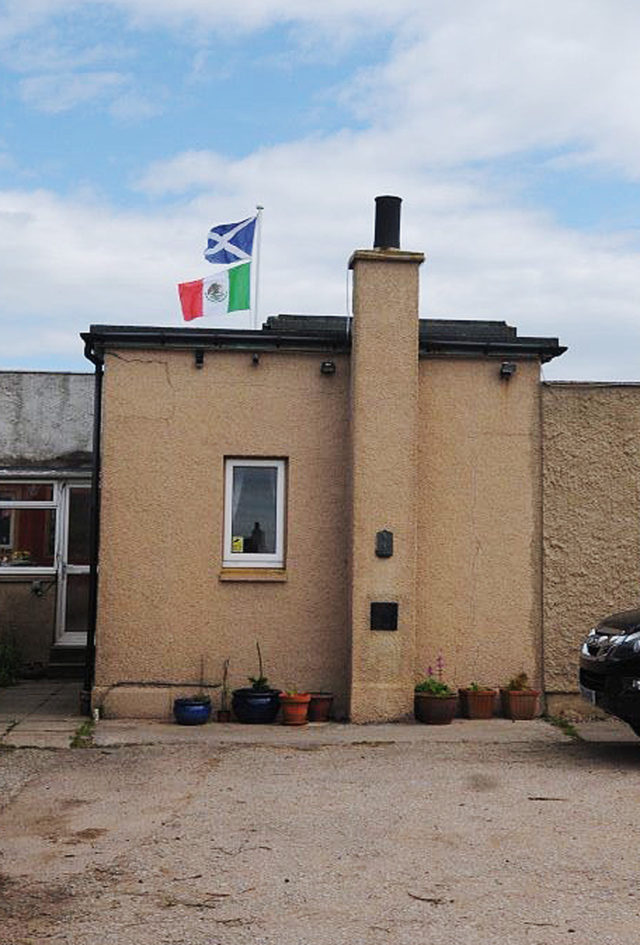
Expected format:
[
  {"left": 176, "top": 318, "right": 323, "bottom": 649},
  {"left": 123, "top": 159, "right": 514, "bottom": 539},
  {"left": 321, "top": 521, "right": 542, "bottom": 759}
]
[
  {"left": 5, "top": 200, "right": 634, "bottom": 721},
  {"left": 0, "top": 371, "right": 93, "bottom": 678},
  {"left": 81, "top": 197, "right": 572, "bottom": 721}
]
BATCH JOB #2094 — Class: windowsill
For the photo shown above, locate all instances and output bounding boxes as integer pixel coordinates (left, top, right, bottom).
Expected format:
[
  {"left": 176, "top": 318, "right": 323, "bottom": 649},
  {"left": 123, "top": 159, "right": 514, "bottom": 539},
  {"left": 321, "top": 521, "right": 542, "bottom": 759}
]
[
  {"left": 219, "top": 568, "right": 288, "bottom": 583},
  {"left": 0, "top": 567, "right": 56, "bottom": 580}
]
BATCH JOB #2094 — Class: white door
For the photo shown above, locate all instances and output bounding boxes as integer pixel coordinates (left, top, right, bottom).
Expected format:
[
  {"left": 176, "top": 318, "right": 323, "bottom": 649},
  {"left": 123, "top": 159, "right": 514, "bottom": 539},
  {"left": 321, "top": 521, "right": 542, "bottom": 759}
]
[{"left": 55, "top": 482, "right": 91, "bottom": 646}]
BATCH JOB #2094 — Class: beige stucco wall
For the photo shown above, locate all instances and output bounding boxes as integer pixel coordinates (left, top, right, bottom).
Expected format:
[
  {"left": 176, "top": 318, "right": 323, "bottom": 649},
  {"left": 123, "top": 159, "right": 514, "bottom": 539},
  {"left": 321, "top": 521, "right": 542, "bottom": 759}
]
[
  {"left": 543, "top": 383, "right": 640, "bottom": 713},
  {"left": 94, "top": 336, "right": 549, "bottom": 719},
  {"left": 348, "top": 250, "right": 423, "bottom": 721},
  {"left": 416, "top": 358, "right": 543, "bottom": 694},
  {"left": 94, "top": 347, "right": 350, "bottom": 718}
]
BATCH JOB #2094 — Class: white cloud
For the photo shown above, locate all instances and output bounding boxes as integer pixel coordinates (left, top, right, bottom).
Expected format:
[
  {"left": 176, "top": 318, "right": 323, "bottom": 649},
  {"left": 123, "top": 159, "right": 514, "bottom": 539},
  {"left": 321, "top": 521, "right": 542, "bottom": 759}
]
[
  {"left": 2, "top": 128, "right": 640, "bottom": 380},
  {"left": 19, "top": 71, "right": 126, "bottom": 113},
  {"left": 3, "top": 1, "right": 640, "bottom": 380}
]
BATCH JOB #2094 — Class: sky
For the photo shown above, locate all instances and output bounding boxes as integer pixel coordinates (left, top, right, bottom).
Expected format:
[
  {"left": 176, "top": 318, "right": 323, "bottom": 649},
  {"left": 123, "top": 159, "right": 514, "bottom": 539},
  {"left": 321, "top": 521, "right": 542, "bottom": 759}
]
[{"left": 1, "top": 0, "right": 640, "bottom": 379}]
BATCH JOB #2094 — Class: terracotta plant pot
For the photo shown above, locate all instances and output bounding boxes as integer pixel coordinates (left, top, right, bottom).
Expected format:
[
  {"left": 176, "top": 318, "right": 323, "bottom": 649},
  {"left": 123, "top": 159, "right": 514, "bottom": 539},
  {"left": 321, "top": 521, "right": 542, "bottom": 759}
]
[
  {"left": 500, "top": 688, "right": 539, "bottom": 720},
  {"left": 279, "top": 692, "right": 311, "bottom": 725},
  {"left": 458, "top": 688, "right": 497, "bottom": 720},
  {"left": 308, "top": 692, "right": 334, "bottom": 722},
  {"left": 414, "top": 692, "right": 458, "bottom": 725}
]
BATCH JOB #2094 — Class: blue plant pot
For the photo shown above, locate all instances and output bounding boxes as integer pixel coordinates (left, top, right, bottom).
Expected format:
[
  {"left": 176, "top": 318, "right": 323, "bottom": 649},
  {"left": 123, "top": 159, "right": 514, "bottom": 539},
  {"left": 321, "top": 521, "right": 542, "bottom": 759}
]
[
  {"left": 232, "top": 688, "right": 280, "bottom": 724},
  {"left": 173, "top": 697, "right": 212, "bottom": 725}
]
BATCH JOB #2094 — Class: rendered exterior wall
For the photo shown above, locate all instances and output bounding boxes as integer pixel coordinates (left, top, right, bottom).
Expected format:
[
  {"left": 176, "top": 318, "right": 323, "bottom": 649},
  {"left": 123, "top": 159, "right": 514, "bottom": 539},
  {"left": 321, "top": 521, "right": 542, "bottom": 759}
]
[
  {"left": 349, "top": 250, "right": 423, "bottom": 722},
  {"left": 416, "top": 358, "right": 543, "bottom": 693},
  {"left": 543, "top": 383, "right": 640, "bottom": 714},
  {"left": 0, "top": 372, "right": 93, "bottom": 466},
  {"left": 94, "top": 348, "right": 350, "bottom": 718},
  {"left": 94, "top": 340, "right": 546, "bottom": 718}
]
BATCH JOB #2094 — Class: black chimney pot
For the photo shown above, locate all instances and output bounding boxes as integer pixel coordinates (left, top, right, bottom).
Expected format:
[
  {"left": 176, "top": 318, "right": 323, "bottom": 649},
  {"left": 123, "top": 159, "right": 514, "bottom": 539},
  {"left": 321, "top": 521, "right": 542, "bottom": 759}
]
[{"left": 373, "top": 195, "right": 401, "bottom": 250}]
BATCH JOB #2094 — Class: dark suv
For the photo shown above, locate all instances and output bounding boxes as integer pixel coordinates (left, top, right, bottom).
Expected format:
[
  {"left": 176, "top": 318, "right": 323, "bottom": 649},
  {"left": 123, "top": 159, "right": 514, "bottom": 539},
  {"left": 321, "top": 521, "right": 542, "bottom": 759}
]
[{"left": 580, "top": 608, "right": 640, "bottom": 735}]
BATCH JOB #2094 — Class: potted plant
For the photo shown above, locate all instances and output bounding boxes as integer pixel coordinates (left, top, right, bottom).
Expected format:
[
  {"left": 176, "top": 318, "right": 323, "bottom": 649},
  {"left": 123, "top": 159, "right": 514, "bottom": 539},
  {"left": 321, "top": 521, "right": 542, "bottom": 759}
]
[
  {"left": 414, "top": 659, "right": 458, "bottom": 725},
  {"left": 458, "top": 681, "right": 497, "bottom": 720},
  {"left": 279, "top": 689, "right": 311, "bottom": 725},
  {"left": 173, "top": 657, "right": 217, "bottom": 725},
  {"left": 217, "top": 658, "right": 231, "bottom": 722},
  {"left": 232, "top": 642, "right": 280, "bottom": 724},
  {"left": 500, "top": 672, "right": 540, "bottom": 720},
  {"left": 308, "top": 691, "right": 334, "bottom": 722}
]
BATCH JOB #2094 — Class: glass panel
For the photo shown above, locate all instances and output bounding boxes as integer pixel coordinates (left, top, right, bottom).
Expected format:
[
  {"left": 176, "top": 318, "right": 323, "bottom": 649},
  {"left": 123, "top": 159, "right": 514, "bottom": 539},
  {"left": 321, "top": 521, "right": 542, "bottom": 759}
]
[
  {"left": 0, "top": 483, "right": 53, "bottom": 502},
  {"left": 231, "top": 466, "right": 277, "bottom": 554},
  {"left": 0, "top": 509, "right": 56, "bottom": 567},
  {"left": 0, "top": 509, "right": 12, "bottom": 548},
  {"left": 65, "top": 573, "right": 90, "bottom": 634},
  {"left": 68, "top": 488, "right": 91, "bottom": 565}
]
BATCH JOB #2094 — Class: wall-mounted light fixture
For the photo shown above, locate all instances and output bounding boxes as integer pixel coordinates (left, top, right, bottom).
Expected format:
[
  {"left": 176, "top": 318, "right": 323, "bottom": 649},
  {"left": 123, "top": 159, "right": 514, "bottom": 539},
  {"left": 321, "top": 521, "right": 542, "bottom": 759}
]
[
  {"left": 500, "top": 361, "right": 517, "bottom": 380},
  {"left": 320, "top": 360, "right": 336, "bottom": 375},
  {"left": 252, "top": 353, "right": 260, "bottom": 366},
  {"left": 194, "top": 349, "right": 205, "bottom": 369}
]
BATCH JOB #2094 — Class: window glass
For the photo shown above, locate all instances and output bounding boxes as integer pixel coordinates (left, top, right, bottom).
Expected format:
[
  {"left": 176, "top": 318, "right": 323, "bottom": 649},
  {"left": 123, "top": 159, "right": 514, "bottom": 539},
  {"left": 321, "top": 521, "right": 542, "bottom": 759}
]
[
  {"left": 0, "top": 483, "right": 53, "bottom": 502},
  {"left": 224, "top": 459, "right": 285, "bottom": 568},
  {"left": 68, "top": 489, "right": 91, "bottom": 565},
  {"left": 231, "top": 466, "right": 278, "bottom": 555},
  {"left": 0, "top": 509, "right": 12, "bottom": 548},
  {"left": 0, "top": 509, "right": 56, "bottom": 567}
]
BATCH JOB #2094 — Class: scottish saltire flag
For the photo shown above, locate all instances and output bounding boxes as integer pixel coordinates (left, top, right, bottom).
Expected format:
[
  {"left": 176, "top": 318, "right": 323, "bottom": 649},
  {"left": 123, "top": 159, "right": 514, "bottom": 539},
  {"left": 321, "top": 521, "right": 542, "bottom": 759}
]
[{"left": 204, "top": 216, "right": 256, "bottom": 265}]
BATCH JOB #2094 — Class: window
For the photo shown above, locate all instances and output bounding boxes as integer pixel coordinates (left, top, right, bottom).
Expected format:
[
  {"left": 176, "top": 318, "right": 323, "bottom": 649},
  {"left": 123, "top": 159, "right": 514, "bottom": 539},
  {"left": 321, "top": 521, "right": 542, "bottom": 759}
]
[
  {"left": 0, "top": 482, "right": 57, "bottom": 569},
  {"left": 223, "top": 459, "right": 286, "bottom": 568}
]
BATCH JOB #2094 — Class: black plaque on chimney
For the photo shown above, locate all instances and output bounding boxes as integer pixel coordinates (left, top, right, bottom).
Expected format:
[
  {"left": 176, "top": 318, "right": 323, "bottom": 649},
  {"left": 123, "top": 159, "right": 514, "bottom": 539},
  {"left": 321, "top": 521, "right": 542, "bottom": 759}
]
[
  {"left": 370, "top": 602, "right": 398, "bottom": 631},
  {"left": 375, "top": 530, "right": 393, "bottom": 558}
]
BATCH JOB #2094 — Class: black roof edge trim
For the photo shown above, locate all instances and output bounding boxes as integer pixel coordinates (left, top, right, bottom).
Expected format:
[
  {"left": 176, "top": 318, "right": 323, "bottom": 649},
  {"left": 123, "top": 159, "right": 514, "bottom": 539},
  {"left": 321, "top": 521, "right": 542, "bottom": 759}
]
[
  {"left": 81, "top": 327, "right": 350, "bottom": 357},
  {"left": 419, "top": 338, "right": 567, "bottom": 363},
  {"left": 81, "top": 324, "right": 566, "bottom": 364}
]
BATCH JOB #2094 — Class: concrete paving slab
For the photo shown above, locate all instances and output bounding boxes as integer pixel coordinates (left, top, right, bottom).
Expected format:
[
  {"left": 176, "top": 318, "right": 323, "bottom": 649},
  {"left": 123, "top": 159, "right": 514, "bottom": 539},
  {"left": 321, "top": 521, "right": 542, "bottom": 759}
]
[
  {"left": 9, "top": 719, "right": 82, "bottom": 731},
  {"left": 0, "top": 679, "right": 83, "bottom": 747},
  {"left": 93, "top": 717, "right": 569, "bottom": 749},
  {"left": 574, "top": 716, "right": 640, "bottom": 743},
  {"left": 3, "top": 731, "right": 76, "bottom": 749}
]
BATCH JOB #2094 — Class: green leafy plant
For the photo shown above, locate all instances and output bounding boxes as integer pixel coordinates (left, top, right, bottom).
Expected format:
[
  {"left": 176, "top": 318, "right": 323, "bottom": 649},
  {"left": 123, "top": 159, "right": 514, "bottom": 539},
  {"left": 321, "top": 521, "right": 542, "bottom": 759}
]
[
  {"left": 415, "top": 676, "right": 454, "bottom": 696},
  {"left": 0, "top": 639, "right": 21, "bottom": 687},
  {"left": 505, "top": 672, "right": 532, "bottom": 691},
  {"left": 415, "top": 654, "right": 454, "bottom": 696},
  {"left": 467, "top": 681, "right": 495, "bottom": 692},
  {"left": 70, "top": 719, "right": 94, "bottom": 749},
  {"left": 248, "top": 641, "right": 270, "bottom": 691}
]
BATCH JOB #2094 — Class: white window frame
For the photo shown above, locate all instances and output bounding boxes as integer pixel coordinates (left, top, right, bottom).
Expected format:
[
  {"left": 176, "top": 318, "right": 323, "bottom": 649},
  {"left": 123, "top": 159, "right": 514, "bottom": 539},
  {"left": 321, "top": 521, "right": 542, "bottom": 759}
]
[
  {"left": 223, "top": 458, "right": 286, "bottom": 569},
  {"left": 0, "top": 480, "right": 58, "bottom": 574}
]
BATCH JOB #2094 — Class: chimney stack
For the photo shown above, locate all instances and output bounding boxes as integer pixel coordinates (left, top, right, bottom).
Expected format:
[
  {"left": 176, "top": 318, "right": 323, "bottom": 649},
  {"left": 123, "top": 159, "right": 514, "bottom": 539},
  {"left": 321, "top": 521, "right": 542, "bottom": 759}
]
[
  {"left": 373, "top": 195, "right": 402, "bottom": 250},
  {"left": 347, "top": 198, "right": 424, "bottom": 722}
]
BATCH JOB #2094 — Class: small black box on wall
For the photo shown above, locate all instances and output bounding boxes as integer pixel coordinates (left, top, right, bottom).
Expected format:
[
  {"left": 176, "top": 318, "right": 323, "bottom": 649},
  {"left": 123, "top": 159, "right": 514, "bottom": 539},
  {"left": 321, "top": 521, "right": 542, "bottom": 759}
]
[{"left": 370, "top": 602, "right": 398, "bottom": 631}]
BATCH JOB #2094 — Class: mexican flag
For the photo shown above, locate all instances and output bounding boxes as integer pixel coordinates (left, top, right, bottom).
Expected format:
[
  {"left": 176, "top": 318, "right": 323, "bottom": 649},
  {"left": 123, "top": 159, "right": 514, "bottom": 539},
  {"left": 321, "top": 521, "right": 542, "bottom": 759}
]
[{"left": 178, "top": 263, "right": 250, "bottom": 323}]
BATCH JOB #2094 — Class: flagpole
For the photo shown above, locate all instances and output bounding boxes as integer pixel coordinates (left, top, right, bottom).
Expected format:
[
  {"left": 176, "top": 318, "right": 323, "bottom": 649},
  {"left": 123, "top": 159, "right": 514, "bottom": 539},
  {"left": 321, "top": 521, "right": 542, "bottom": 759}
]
[{"left": 253, "top": 205, "right": 264, "bottom": 331}]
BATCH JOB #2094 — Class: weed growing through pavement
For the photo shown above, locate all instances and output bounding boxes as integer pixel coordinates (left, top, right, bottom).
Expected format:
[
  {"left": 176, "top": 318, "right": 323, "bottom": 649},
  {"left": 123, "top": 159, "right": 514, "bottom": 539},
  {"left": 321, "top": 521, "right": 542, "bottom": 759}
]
[{"left": 70, "top": 720, "right": 95, "bottom": 749}]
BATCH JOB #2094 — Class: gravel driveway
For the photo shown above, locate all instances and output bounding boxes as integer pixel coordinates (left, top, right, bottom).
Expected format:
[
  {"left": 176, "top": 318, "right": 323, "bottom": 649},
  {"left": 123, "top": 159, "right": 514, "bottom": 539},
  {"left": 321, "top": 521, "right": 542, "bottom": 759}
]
[{"left": 0, "top": 722, "right": 639, "bottom": 945}]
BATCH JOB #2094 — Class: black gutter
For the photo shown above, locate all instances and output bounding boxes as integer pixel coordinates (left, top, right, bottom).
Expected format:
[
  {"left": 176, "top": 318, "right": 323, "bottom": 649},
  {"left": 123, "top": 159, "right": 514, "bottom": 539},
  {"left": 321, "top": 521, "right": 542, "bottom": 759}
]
[
  {"left": 82, "top": 322, "right": 566, "bottom": 364},
  {"left": 81, "top": 325, "right": 351, "bottom": 354},
  {"left": 418, "top": 338, "right": 567, "bottom": 364},
  {"left": 80, "top": 338, "right": 104, "bottom": 715}
]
